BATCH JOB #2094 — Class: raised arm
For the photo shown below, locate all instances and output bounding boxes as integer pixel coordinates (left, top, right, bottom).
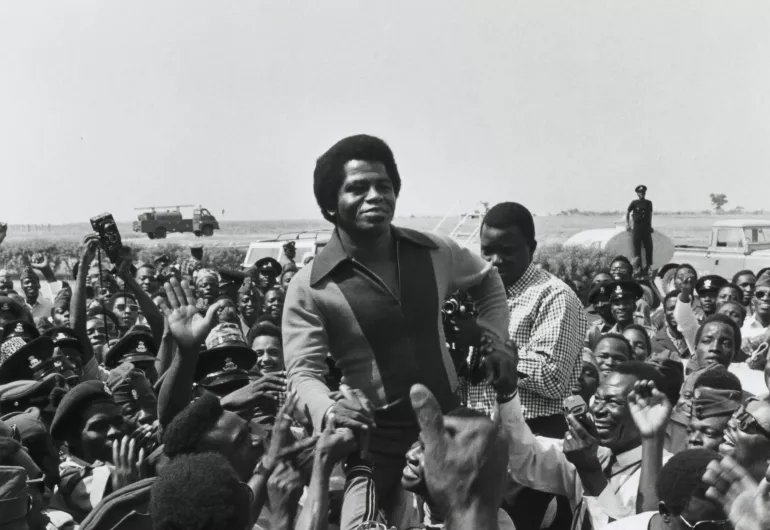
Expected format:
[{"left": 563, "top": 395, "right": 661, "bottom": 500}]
[
  {"left": 71, "top": 235, "right": 99, "bottom": 366},
  {"left": 117, "top": 257, "right": 164, "bottom": 344}
]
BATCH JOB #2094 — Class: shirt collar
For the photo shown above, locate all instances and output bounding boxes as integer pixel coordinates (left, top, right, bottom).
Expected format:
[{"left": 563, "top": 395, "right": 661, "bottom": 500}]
[
  {"left": 505, "top": 263, "right": 538, "bottom": 298},
  {"left": 743, "top": 314, "right": 766, "bottom": 330},
  {"left": 309, "top": 225, "right": 438, "bottom": 286}
]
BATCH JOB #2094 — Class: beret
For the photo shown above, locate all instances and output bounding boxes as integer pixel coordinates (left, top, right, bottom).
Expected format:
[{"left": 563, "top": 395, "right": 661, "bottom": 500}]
[{"left": 50, "top": 380, "right": 115, "bottom": 441}]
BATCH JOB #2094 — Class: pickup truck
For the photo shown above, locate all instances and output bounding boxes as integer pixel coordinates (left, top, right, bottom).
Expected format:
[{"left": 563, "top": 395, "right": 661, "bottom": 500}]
[{"left": 672, "top": 219, "right": 770, "bottom": 277}]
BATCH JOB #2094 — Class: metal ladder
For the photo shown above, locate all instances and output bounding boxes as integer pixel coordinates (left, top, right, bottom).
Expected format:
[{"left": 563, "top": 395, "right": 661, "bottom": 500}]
[{"left": 433, "top": 201, "right": 488, "bottom": 249}]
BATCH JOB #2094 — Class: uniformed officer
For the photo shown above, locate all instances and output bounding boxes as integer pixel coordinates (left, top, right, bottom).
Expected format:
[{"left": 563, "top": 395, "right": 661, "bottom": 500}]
[
  {"left": 195, "top": 323, "right": 256, "bottom": 397},
  {"left": 0, "top": 336, "right": 70, "bottom": 385},
  {"left": 252, "top": 257, "right": 282, "bottom": 292},
  {"left": 0, "top": 319, "right": 41, "bottom": 362},
  {"left": 626, "top": 185, "right": 654, "bottom": 276},
  {"left": 695, "top": 275, "right": 728, "bottom": 317},
  {"left": 282, "top": 241, "right": 297, "bottom": 267},
  {"left": 43, "top": 326, "right": 85, "bottom": 383},
  {"left": 0, "top": 295, "right": 33, "bottom": 326},
  {"left": 103, "top": 327, "right": 158, "bottom": 384},
  {"left": 586, "top": 280, "right": 655, "bottom": 350},
  {"left": 585, "top": 282, "right": 613, "bottom": 328}
]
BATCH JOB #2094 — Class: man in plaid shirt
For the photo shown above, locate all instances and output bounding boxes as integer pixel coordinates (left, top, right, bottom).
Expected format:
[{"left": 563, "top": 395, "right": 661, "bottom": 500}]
[{"left": 469, "top": 202, "right": 587, "bottom": 438}]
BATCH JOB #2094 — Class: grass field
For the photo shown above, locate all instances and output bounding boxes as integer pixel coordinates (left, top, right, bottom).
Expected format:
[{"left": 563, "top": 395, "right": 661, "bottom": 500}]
[{"left": 5, "top": 213, "right": 769, "bottom": 249}]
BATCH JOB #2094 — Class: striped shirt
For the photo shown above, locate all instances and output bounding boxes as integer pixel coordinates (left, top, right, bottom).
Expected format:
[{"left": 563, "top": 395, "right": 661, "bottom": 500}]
[
  {"left": 283, "top": 226, "right": 510, "bottom": 433},
  {"left": 509, "top": 265, "right": 587, "bottom": 420}
]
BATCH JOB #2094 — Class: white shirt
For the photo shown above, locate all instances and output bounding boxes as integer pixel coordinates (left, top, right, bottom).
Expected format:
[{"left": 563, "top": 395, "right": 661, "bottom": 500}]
[
  {"left": 603, "top": 511, "right": 655, "bottom": 530},
  {"left": 741, "top": 314, "right": 768, "bottom": 355}
]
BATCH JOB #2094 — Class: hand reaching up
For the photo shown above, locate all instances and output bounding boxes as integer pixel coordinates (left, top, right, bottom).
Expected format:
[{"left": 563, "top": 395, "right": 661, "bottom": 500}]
[
  {"left": 111, "top": 435, "right": 148, "bottom": 492},
  {"left": 628, "top": 379, "right": 672, "bottom": 439},
  {"left": 703, "top": 456, "right": 770, "bottom": 530},
  {"left": 267, "top": 461, "right": 304, "bottom": 528},
  {"left": 410, "top": 383, "right": 509, "bottom": 525},
  {"left": 160, "top": 278, "right": 222, "bottom": 352},
  {"left": 315, "top": 416, "right": 357, "bottom": 474},
  {"left": 261, "top": 390, "right": 318, "bottom": 474}
]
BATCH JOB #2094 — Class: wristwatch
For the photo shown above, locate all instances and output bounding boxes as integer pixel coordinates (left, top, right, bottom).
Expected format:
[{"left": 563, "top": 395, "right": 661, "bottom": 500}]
[{"left": 496, "top": 389, "right": 518, "bottom": 404}]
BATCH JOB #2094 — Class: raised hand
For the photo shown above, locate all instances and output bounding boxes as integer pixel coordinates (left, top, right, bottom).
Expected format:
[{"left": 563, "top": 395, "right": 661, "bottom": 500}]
[
  {"left": 315, "top": 417, "right": 357, "bottom": 473},
  {"left": 267, "top": 461, "right": 304, "bottom": 526},
  {"left": 81, "top": 233, "right": 101, "bottom": 267},
  {"left": 160, "top": 278, "right": 222, "bottom": 352},
  {"left": 703, "top": 456, "right": 770, "bottom": 530},
  {"left": 262, "top": 390, "right": 318, "bottom": 473},
  {"left": 628, "top": 379, "right": 672, "bottom": 439},
  {"left": 221, "top": 373, "right": 287, "bottom": 410},
  {"left": 563, "top": 413, "right": 601, "bottom": 470},
  {"left": 111, "top": 435, "right": 147, "bottom": 491},
  {"left": 410, "top": 383, "right": 509, "bottom": 521}
]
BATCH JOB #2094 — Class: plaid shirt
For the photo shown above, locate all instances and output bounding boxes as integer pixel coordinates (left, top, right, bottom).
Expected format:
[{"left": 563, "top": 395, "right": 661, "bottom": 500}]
[{"left": 507, "top": 264, "right": 587, "bottom": 419}]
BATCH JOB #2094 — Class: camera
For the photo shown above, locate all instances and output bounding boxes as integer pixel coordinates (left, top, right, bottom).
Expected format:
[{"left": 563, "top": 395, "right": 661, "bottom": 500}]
[
  {"left": 442, "top": 293, "right": 485, "bottom": 383},
  {"left": 90, "top": 213, "right": 123, "bottom": 263}
]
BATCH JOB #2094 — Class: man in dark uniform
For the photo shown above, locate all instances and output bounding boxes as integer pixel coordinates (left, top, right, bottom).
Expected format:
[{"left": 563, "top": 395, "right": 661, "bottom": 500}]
[{"left": 626, "top": 184, "right": 654, "bottom": 277}]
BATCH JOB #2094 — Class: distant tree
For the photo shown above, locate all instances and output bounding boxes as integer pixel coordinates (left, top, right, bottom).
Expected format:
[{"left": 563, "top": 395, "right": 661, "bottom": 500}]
[{"left": 710, "top": 193, "right": 728, "bottom": 212}]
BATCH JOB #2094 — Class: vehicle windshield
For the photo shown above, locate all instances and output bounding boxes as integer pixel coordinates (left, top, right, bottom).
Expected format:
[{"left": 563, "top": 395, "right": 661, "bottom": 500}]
[{"left": 744, "top": 227, "right": 770, "bottom": 250}]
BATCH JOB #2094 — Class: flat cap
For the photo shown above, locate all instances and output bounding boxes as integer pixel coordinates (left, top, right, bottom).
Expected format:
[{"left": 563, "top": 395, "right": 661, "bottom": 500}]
[
  {"left": 635, "top": 185, "right": 647, "bottom": 193},
  {"left": 50, "top": 380, "right": 115, "bottom": 441},
  {"left": 103, "top": 329, "right": 157, "bottom": 370}
]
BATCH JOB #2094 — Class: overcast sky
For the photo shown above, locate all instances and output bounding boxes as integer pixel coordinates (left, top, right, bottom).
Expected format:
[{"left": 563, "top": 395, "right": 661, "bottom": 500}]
[{"left": 2, "top": 1, "right": 769, "bottom": 223}]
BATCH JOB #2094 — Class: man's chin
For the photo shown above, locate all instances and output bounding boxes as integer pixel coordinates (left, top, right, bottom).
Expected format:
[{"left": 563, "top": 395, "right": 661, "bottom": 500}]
[{"left": 401, "top": 476, "right": 423, "bottom": 495}]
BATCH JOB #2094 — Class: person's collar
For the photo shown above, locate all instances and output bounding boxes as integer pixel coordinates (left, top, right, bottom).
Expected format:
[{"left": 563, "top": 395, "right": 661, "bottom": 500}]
[
  {"left": 598, "top": 443, "right": 643, "bottom": 471},
  {"left": 505, "top": 262, "right": 537, "bottom": 296},
  {"left": 744, "top": 314, "right": 768, "bottom": 330},
  {"left": 310, "top": 226, "right": 438, "bottom": 286}
]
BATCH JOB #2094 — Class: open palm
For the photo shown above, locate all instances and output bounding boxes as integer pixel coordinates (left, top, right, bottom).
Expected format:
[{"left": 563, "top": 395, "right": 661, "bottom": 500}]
[
  {"left": 628, "top": 380, "right": 672, "bottom": 438},
  {"left": 161, "top": 278, "right": 220, "bottom": 351},
  {"left": 704, "top": 456, "right": 770, "bottom": 530}
]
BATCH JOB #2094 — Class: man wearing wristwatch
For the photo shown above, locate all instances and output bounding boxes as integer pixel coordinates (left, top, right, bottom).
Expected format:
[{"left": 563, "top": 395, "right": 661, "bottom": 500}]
[{"left": 283, "top": 135, "right": 512, "bottom": 530}]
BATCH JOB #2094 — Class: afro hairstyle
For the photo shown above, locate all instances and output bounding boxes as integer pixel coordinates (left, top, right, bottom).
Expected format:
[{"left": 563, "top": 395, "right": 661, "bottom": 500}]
[
  {"left": 313, "top": 134, "right": 401, "bottom": 223},
  {"left": 694, "top": 314, "right": 742, "bottom": 358},
  {"left": 656, "top": 448, "right": 722, "bottom": 516},
  {"left": 732, "top": 269, "right": 756, "bottom": 284},
  {"left": 693, "top": 366, "right": 742, "bottom": 393},
  {"left": 594, "top": 333, "right": 634, "bottom": 359},
  {"left": 676, "top": 264, "right": 698, "bottom": 281},
  {"left": 622, "top": 324, "right": 652, "bottom": 355},
  {"left": 150, "top": 452, "right": 251, "bottom": 530},
  {"left": 162, "top": 393, "right": 224, "bottom": 457},
  {"left": 613, "top": 360, "right": 665, "bottom": 388},
  {"left": 245, "top": 321, "right": 282, "bottom": 349}
]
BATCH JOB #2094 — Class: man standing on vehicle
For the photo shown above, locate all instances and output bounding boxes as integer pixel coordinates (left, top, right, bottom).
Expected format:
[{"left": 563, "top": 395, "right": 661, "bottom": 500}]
[
  {"left": 626, "top": 185, "right": 654, "bottom": 277},
  {"left": 283, "top": 134, "right": 513, "bottom": 530}
]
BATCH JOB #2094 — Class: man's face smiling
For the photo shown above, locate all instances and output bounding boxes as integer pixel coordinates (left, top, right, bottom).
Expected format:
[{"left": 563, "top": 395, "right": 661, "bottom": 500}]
[
  {"left": 22, "top": 277, "right": 40, "bottom": 301},
  {"left": 590, "top": 372, "right": 640, "bottom": 453},
  {"left": 334, "top": 160, "right": 396, "bottom": 237},
  {"left": 610, "top": 296, "right": 635, "bottom": 326},
  {"left": 401, "top": 437, "right": 426, "bottom": 496},
  {"left": 609, "top": 260, "right": 632, "bottom": 281}
]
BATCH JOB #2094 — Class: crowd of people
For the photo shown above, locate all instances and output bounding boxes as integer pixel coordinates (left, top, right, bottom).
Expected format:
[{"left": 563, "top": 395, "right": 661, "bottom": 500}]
[{"left": 1, "top": 134, "right": 770, "bottom": 530}]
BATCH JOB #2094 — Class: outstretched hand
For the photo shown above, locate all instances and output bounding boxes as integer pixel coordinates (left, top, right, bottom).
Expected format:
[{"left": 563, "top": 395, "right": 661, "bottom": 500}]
[
  {"left": 479, "top": 331, "right": 521, "bottom": 395},
  {"left": 111, "top": 435, "right": 147, "bottom": 492},
  {"left": 160, "top": 278, "right": 222, "bottom": 352},
  {"left": 628, "top": 379, "right": 672, "bottom": 439},
  {"left": 703, "top": 456, "right": 770, "bottom": 530},
  {"left": 410, "top": 383, "right": 509, "bottom": 518},
  {"left": 262, "top": 390, "right": 318, "bottom": 473},
  {"left": 81, "top": 234, "right": 101, "bottom": 267}
]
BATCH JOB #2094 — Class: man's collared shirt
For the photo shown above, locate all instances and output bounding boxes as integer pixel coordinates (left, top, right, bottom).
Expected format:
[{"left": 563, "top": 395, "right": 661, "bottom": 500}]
[
  {"left": 284, "top": 226, "right": 509, "bottom": 433},
  {"left": 507, "top": 264, "right": 587, "bottom": 420},
  {"left": 652, "top": 326, "right": 689, "bottom": 359},
  {"left": 741, "top": 314, "right": 768, "bottom": 356}
]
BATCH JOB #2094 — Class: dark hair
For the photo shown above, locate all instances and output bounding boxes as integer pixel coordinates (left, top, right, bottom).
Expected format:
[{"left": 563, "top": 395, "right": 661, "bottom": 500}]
[
  {"left": 717, "top": 301, "right": 746, "bottom": 321},
  {"left": 694, "top": 314, "right": 742, "bottom": 356},
  {"left": 107, "top": 291, "right": 138, "bottom": 310},
  {"left": 86, "top": 307, "right": 120, "bottom": 329},
  {"left": 150, "top": 452, "right": 251, "bottom": 530},
  {"left": 246, "top": 321, "right": 282, "bottom": 348},
  {"left": 610, "top": 256, "right": 632, "bottom": 267},
  {"left": 595, "top": 333, "right": 634, "bottom": 358},
  {"left": 255, "top": 314, "right": 280, "bottom": 326},
  {"left": 649, "top": 359, "right": 684, "bottom": 405},
  {"left": 313, "top": 135, "right": 401, "bottom": 223},
  {"left": 694, "top": 367, "right": 742, "bottom": 393},
  {"left": 757, "top": 267, "right": 770, "bottom": 281},
  {"left": 718, "top": 283, "right": 743, "bottom": 299},
  {"left": 613, "top": 360, "right": 664, "bottom": 387},
  {"left": 163, "top": 393, "right": 224, "bottom": 457},
  {"left": 481, "top": 202, "right": 537, "bottom": 250},
  {"left": 622, "top": 324, "right": 652, "bottom": 354},
  {"left": 657, "top": 449, "right": 723, "bottom": 515},
  {"left": 732, "top": 269, "right": 756, "bottom": 283},
  {"left": 664, "top": 289, "right": 681, "bottom": 304},
  {"left": 676, "top": 264, "right": 698, "bottom": 280}
]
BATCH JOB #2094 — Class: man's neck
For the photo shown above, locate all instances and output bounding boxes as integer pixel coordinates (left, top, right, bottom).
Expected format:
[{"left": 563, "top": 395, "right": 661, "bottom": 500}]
[
  {"left": 756, "top": 312, "right": 770, "bottom": 328},
  {"left": 609, "top": 438, "right": 641, "bottom": 458},
  {"left": 25, "top": 292, "right": 38, "bottom": 305},
  {"left": 337, "top": 225, "right": 393, "bottom": 263}
]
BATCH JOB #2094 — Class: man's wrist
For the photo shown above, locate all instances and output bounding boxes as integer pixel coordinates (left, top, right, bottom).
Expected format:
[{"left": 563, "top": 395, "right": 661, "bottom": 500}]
[{"left": 496, "top": 389, "right": 517, "bottom": 404}]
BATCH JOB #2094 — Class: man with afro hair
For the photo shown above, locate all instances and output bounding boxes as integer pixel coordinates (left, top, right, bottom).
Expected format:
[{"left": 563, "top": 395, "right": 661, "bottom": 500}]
[
  {"left": 150, "top": 452, "right": 253, "bottom": 530},
  {"left": 284, "top": 134, "right": 512, "bottom": 529}
]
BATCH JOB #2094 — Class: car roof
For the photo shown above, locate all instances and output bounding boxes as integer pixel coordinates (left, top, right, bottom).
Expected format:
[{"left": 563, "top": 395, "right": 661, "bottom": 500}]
[{"left": 712, "top": 219, "right": 770, "bottom": 229}]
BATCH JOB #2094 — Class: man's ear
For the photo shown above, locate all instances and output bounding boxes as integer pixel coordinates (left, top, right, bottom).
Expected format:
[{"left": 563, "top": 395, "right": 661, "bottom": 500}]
[
  {"left": 530, "top": 240, "right": 538, "bottom": 255},
  {"left": 658, "top": 501, "right": 672, "bottom": 524}
]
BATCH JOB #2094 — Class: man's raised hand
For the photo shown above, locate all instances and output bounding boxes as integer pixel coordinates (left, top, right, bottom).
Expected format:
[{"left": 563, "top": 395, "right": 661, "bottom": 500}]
[
  {"left": 628, "top": 379, "right": 672, "bottom": 439},
  {"left": 160, "top": 278, "right": 222, "bottom": 352}
]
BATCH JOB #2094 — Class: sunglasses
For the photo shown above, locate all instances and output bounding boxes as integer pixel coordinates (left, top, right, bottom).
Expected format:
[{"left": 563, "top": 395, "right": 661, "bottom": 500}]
[
  {"left": 679, "top": 515, "right": 730, "bottom": 530},
  {"left": 755, "top": 290, "right": 770, "bottom": 300}
]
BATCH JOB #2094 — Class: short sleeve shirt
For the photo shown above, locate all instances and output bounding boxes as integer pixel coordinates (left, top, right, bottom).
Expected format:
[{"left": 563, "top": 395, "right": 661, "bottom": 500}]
[{"left": 627, "top": 199, "right": 653, "bottom": 227}]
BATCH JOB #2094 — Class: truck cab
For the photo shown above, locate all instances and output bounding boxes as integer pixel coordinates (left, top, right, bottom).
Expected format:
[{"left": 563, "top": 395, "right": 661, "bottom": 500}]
[{"left": 672, "top": 219, "right": 770, "bottom": 277}]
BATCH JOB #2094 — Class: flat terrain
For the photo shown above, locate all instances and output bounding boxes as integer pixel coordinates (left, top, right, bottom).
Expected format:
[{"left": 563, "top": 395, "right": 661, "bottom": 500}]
[{"left": 5, "top": 214, "right": 769, "bottom": 250}]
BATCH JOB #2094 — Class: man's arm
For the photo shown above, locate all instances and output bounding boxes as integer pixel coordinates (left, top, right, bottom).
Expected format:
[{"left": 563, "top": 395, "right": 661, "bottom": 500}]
[
  {"left": 674, "top": 283, "right": 699, "bottom": 353},
  {"left": 283, "top": 278, "right": 335, "bottom": 433},
  {"left": 518, "top": 289, "right": 587, "bottom": 399},
  {"left": 626, "top": 203, "right": 634, "bottom": 230},
  {"left": 444, "top": 237, "right": 509, "bottom": 344}
]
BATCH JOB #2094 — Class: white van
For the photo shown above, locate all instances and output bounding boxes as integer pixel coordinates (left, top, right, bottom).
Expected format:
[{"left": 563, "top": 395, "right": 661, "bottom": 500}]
[{"left": 241, "top": 230, "right": 332, "bottom": 269}]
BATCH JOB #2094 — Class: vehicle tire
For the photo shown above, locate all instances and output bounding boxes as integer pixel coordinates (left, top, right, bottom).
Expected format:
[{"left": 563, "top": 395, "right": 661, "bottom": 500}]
[
  {"left": 147, "top": 233, "right": 155, "bottom": 240},
  {"left": 155, "top": 228, "right": 167, "bottom": 239},
  {"left": 202, "top": 225, "right": 214, "bottom": 237},
  {"left": 194, "top": 231, "right": 202, "bottom": 237}
]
